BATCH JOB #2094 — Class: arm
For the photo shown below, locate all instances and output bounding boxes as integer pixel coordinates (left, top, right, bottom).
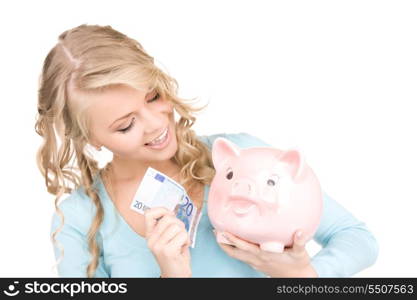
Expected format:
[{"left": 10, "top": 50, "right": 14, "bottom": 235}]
[
  {"left": 311, "top": 192, "right": 379, "bottom": 277},
  {"left": 50, "top": 194, "right": 110, "bottom": 277}
]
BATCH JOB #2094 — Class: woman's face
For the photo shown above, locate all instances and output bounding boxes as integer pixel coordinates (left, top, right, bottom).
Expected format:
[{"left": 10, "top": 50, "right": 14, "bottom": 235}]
[{"left": 86, "top": 84, "right": 178, "bottom": 163}]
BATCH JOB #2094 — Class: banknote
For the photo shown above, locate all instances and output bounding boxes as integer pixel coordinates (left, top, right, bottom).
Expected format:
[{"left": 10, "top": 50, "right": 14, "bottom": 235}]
[
  {"left": 173, "top": 193, "right": 201, "bottom": 249},
  {"left": 130, "top": 167, "right": 201, "bottom": 248}
]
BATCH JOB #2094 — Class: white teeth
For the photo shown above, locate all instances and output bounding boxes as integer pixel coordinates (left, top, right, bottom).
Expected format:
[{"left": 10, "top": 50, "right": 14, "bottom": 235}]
[{"left": 147, "top": 128, "right": 168, "bottom": 145}]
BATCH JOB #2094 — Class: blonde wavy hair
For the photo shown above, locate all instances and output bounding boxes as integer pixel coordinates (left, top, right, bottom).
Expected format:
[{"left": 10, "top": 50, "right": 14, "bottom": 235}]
[{"left": 34, "top": 24, "right": 215, "bottom": 278}]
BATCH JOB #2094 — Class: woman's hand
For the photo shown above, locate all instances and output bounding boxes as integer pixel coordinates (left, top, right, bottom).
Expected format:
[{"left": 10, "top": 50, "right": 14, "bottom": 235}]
[
  {"left": 216, "top": 230, "right": 318, "bottom": 277},
  {"left": 145, "top": 207, "right": 192, "bottom": 278}
]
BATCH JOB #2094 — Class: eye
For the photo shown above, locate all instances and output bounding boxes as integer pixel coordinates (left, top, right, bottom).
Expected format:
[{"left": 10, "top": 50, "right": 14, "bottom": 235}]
[
  {"left": 267, "top": 175, "right": 279, "bottom": 187},
  {"left": 116, "top": 93, "right": 159, "bottom": 134},
  {"left": 148, "top": 92, "right": 160, "bottom": 103},
  {"left": 118, "top": 117, "right": 136, "bottom": 133},
  {"left": 226, "top": 168, "right": 233, "bottom": 180}
]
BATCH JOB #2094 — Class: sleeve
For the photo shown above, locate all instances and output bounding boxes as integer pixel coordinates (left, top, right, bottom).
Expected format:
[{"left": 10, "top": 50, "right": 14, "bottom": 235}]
[
  {"left": 311, "top": 192, "right": 379, "bottom": 277},
  {"left": 214, "top": 132, "right": 379, "bottom": 277},
  {"left": 50, "top": 193, "right": 110, "bottom": 278}
]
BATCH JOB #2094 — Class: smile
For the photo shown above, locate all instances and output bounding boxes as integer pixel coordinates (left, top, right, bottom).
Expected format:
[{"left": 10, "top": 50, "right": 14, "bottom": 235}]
[{"left": 145, "top": 127, "right": 168, "bottom": 146}]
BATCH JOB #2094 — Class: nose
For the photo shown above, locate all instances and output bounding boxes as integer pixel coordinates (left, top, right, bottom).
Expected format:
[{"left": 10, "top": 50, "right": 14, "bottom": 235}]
[
  {"left": 141, "top": 108, "right": 165, "bottom": 134},
  {"left": 231, "top": 180, "right": 254, "bottom": 197}
]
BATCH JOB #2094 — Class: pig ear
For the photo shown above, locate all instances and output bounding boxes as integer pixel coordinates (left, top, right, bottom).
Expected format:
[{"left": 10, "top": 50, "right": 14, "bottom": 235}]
[
  {"left": 277, "top": 148, "right": 306, "bottom": 183},
  {"left": 211, "top": 137, "right": 241, "bottom": 169}
]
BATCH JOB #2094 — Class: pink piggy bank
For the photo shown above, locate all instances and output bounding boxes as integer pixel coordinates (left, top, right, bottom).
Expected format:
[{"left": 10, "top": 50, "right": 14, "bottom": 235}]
[{"left": 207, "top": 137, "right": 323, "bottom": 253}]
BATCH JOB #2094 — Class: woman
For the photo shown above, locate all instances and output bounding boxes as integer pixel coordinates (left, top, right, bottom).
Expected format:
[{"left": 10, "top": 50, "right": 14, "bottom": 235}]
[{"left": 35, "top": 24, "right": 378, "bottom": 278}]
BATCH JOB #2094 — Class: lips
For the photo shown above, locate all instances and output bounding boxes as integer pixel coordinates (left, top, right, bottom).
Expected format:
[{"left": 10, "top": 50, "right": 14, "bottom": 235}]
[{"left": 144, "top": 127, "right": 168, "bottom": 145}]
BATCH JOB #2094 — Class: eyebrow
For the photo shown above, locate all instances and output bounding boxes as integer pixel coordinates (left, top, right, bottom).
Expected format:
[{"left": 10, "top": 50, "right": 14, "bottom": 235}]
[
  {"left": 109, "top": 112, "right": 134, "bottom": 129},
  {"left": 108, "top": 91, "right": 153, "bottom": 128}
]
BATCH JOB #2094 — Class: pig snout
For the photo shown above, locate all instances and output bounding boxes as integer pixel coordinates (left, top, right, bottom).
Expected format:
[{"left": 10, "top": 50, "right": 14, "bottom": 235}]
[
  {"left": 226, "top": 179, "right": 259, "bottom": 216},
  {"left": 226, "top": 178, "right": 282, "bottom": 216},
  {"left": 230, "top": 179, "right": 255, "bottom": 198}
]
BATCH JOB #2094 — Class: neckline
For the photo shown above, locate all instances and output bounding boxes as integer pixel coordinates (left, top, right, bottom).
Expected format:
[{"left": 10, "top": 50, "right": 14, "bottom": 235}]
[{"left": 96, "top": 174, "right": 208, "bottom": 243}]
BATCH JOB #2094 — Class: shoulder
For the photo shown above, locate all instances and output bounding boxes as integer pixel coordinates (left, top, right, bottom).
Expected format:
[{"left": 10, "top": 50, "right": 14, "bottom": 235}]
[
  {"left": 50, "top": 186, "right": 97, "bottom": 235},
  {"left": 197, "top": 132, "right": 272, "bottom": 150}
]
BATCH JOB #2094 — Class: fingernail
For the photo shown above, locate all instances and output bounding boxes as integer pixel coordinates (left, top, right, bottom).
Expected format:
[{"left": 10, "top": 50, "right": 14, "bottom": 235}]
[{"left": 296, "top": 231, "right": 303, "bottom": 238}]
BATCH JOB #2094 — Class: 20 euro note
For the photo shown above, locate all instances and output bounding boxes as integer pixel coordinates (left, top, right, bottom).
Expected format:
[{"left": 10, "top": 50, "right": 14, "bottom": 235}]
[{"left": 129, "top": 167, "right": 202, "bottom": 248}]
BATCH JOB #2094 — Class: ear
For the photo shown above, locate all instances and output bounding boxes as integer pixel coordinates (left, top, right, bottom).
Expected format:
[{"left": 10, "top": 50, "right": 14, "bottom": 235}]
[
  {"left": 277, "top": 148, "right": 306, "bottom": 183},
  {"left": 211, "top": 137, "right": 241, "bottom": 169}
]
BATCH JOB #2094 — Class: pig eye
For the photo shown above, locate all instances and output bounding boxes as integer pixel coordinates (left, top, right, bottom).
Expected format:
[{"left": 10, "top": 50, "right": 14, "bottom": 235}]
[
  {"left": 267, "top": 175, "right": 279, "bottom": 187},
  {"left": 226, "top": 168, "right": 233, "bottom": 180}
]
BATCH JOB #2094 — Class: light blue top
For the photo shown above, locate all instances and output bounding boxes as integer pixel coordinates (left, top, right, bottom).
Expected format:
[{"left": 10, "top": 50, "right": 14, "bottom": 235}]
[{"left": 50, "top": 132, "right": 379, "bottom": 277}]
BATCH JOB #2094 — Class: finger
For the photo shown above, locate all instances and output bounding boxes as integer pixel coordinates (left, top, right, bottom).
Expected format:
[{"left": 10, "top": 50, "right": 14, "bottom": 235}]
[
  {"left": 153, "top": 214, "right": 184, "bottom": 237},
  {"left": 144, "top": 207, "right": 175, "bottom": 238},
  {"left": 292, "top": 230, "right": 308, "bottom": 254},
  {"left": 165, "top": 231, "right": 190, "bottom": 254},
  {"left": 147, "top": 216, "right": 184, "bottom": 246},
  {"left": 222, "top": 232, "right": 260, "bottom": 255},
  {"left": 181, "top": 238, "right": 191, "bottom": 254},
  {"left": 144, "top": 207, "right": 174, "bottom": 237},
  {"left": 218, "top": 242, "right": 258, "bottom": 266},
  {"left": 156, "top": 223, "right": 183, "bottom": 246}
]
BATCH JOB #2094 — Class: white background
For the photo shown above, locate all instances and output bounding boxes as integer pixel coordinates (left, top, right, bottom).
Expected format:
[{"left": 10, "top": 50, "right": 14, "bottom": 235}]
[{"left": 0, "top": 0, "right": 416, "bottom": 277}]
